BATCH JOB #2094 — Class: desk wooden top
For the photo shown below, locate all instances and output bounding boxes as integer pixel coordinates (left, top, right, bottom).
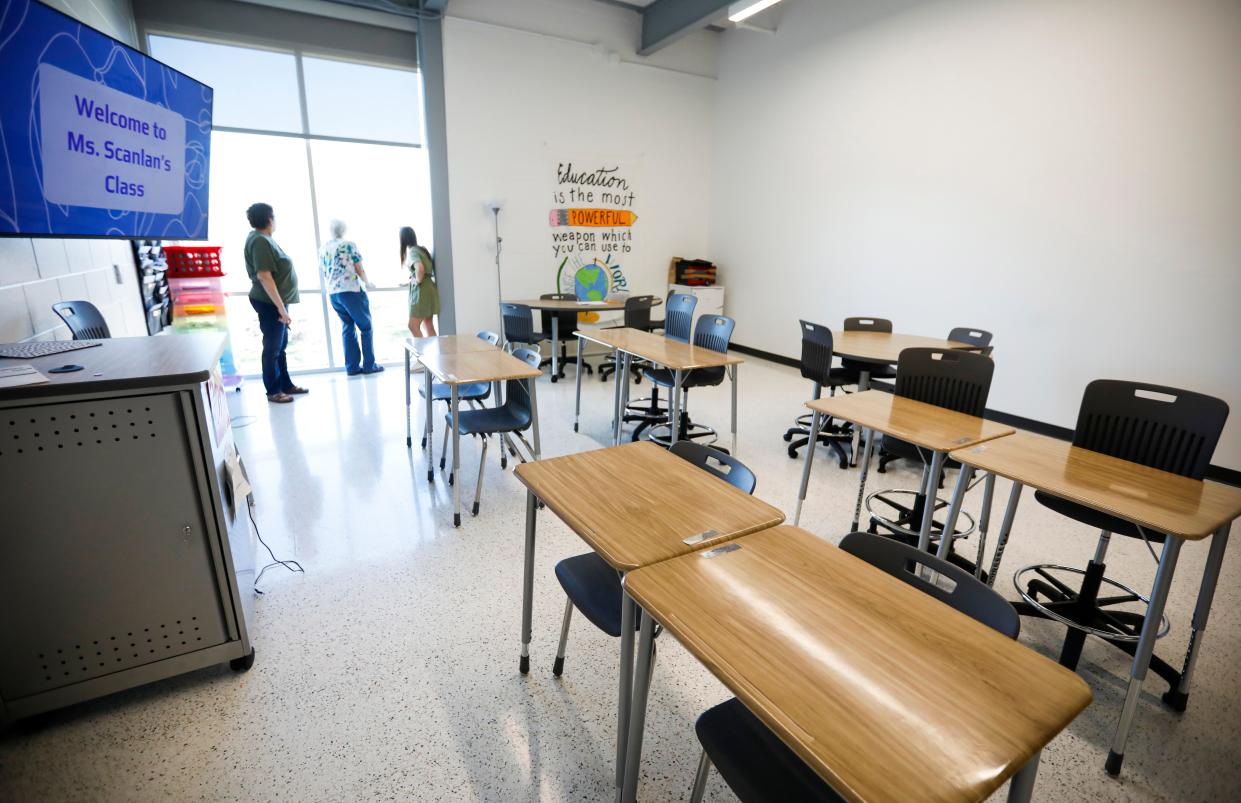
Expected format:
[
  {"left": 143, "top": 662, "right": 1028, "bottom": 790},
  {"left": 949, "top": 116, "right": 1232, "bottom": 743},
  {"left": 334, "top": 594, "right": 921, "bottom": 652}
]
[
  {"left": 504, "top": 297, "right": 662, "bottom": 312},
  {"left": 404, "top": 335, "right": 499, "bottom": 356},
  {"left": 833, "top": 331, "right": 981, "bottom": 365},
  {"left": 576, "top": 327, "right": 743, "bottom": 370},
  {"left": 513, "top": 442, "right": 784, "bottom": 571},
  {"left": 624, "top": 526, "right": 1092, "bottom": 803},
  {"left": 950, "top": 430, "right": 1241, "bottom": 540},
  {"left": 417, "top": 349, "right": 541, "bottom": 386},
  {"left": 806, "top": 390, "right": 1014, "bottom": 452}
]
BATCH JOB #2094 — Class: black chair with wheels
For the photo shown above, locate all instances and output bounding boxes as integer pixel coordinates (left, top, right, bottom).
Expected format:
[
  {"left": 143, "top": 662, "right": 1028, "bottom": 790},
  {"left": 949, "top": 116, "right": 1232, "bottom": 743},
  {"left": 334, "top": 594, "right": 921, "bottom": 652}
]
[
  {"left": 622, "top": 292, "right": 696, "bottom": 438},
  {"left": 539, "top": 293, "right": 592, "bottom": 381},
  {"left": 423, "top": 331, "right": 498, "bottom": 452},
  {"left": 782, "top": 321, "right": 853, "bottom": 468},
  {"left": 442, "top": 347, "right": 543, "bottom": 518},
  {"left": 877, "top": 327, "right": 994, "bottom": 474},
  {"left": 551, "top": 441, "right": 756, "bottom": 677},
  {"left": 688, "top": 531, "right": 1019, "bottom": 803},
  {"left": 500, "top": 303, "right": 550, "bottom": 361},
  {"left": 863, "top": 348, "right": 995, "bottom": 577},
  {"left": 641, "top": 290, "right": 673, "bottom": 334},
  {"left": 838, "top": 316, "right": 895, "bottom": 386},
  {"left": 643, "top": 314, "right": 735, "bottom": 448},
  {"left": 52, "top": 300, "right": 111, "bottom": 340},
  {"left": 598, "top": 294, "right": 657, "bottom": 383},
  {"left": 1014, "top": 380, "right": 1228, "bottom": 699}
]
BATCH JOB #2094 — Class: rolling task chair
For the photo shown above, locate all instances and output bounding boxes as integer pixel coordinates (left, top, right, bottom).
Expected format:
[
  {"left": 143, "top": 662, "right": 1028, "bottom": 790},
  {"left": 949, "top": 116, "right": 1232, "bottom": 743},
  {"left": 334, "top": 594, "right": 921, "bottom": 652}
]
[
  {"left": 1014, "top": 380, "right": 1228, "bottom": 711},
  {"left": 52, "top": 301, "right": 111, "bottom": 340},
  {"left": 421, "top": 331, "right": 498, "bottom": 452},
  {"left": 551, "top": 442, "right": 757, "bottom": 677},
  {"left": 643, "top": 314, "right": 735, "bottom": 448},
  {"left": 598, "top": 294, "right": 657, "bottom": 383},
  {"left": 782, "top": 321, "right": 853, "bottom": 468},
  {"left": 442, "top": 347, "right": 543, "bottom": 519},
  {"left": 864, "top": 348, "right": 996, "bottom": 578},
  {"left": 500, "top": 303, "right": 550, "bottom": 361},
  {"left": 539, "top": 293, "right": 591, "bottom": 381},
  {"left": 688, "top": 532, "right": 1019, "bottom": 803},
  {"left": 623, "top": 292, "right": 696, "bottom": 439},
  {"left": 877, "top": 327, "right": 993, "bottom": 474}
]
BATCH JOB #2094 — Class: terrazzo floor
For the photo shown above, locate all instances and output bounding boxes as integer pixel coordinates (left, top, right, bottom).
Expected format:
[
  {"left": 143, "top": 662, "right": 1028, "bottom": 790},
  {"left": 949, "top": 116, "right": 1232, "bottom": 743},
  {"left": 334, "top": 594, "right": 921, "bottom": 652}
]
[{"left": 1, "top": 354, "right": 1239, "bottom": 802}]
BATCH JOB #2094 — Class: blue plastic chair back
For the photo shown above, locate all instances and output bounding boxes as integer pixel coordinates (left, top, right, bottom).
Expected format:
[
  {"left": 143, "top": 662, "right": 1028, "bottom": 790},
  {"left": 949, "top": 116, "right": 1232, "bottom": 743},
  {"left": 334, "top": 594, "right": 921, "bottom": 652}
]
[
  {"left": 500, "top": 303, "right": 536, "bottom": 345},
  {"left": 894, "top": 348, "right": 994, "bottom": 416},
  {"left": 843, "top": 316, "right": 892, "bottom": 333},
  {"left": 477, "top": 330, "right": 501, "bottom": 346},
  {"left": 52, "top": 300, "right": 111, "bottom": 340},
  {"left": 670, "top": 441, "right": 756, "bottom": 494},
  {"left": 663, "top": 293, "right": 697, "bottom": 343},
  {"left": 505, "top": 347, "right": 544, "bottom": 427},
  {"left": 692, "top": 314, "right": 735, "bottom": 354},
  {"left": 797, "top": 320, "right": 835, "bottom": 385}
]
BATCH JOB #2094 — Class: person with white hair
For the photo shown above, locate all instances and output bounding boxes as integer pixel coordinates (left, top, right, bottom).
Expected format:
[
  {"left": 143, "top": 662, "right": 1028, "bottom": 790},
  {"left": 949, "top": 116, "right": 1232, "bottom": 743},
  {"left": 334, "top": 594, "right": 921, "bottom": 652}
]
[{"left": 319, "top": 219, "right": 382, "bottom": 375}]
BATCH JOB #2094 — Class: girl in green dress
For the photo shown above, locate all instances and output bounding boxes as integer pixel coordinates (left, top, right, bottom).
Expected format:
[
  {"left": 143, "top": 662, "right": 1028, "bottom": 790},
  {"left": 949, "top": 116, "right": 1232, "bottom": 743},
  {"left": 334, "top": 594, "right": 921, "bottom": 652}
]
[{"left": 401, "top": 226, "right": 439, "bottom": 336}]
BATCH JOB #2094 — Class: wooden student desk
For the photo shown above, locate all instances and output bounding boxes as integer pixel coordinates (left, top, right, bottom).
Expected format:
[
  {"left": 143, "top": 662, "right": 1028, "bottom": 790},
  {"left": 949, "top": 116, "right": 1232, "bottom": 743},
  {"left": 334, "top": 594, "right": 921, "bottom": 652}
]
[
  {"left": 620, "top": 525, "right": 1092, "bottom": 803},
  {"left": 574, "top": 327, "right": 743, "bottom": 451},
  {"left": 946, "top": 431, "right": 1241, "bottom": 777},
  {"left": 793, "top": 390, "right": 1013, "bottom": 553},
  {"left": 404, "top": 337, "right": 542, "bottom": 527},
  {"left": 513, "top": 442, "right": 784, "bottom": 789},
  {"left": 504, "top": 296, "right": 662, "bottom": 382}
]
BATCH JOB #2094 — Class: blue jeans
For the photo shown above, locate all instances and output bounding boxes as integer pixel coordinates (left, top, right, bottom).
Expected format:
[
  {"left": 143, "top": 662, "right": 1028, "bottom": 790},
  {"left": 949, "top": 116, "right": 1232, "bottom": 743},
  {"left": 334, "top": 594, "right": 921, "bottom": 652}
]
[
  {"left": 329, "top": 291, "right": 377, "bottom": 373},
  {"left": 250, "top": 298, "right": 294, "bottom": 396}
]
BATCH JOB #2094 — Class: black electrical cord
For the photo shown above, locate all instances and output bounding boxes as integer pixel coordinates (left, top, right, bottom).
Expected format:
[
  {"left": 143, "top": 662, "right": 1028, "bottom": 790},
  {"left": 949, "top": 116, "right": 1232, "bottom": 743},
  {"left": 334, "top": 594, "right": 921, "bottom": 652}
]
[{"left": 248, "top": 502, "right": 304, "bottom": 594}]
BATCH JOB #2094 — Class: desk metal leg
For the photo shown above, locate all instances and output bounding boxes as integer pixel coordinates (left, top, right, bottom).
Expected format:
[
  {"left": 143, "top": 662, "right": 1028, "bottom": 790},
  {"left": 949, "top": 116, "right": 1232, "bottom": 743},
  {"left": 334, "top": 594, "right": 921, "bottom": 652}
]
[
  {"left": 612, "top": 349, "right": 625, "bottom": 446},
  {"left": 915, "top": 451, "right": 946, "bottom": 553},
  {"left": 519, "top": 490, "right": 537, "bottom": 674},
  {"left": 850, "top": 427, "right": 876, "bottom": 532},
  {"left": 936, "top": 465, "right": 975, "bottom": 560},
  {"left": 1107, "top": 536, "right": 1182, "bottom": 776},
  {"left": 669, "top": 368, "right": 682, "bottom": 447},
  {"left": 529, "top": 376, "right": 541, "bottom": 460},
  {"left": 1165, "top": 523, "right": 1230, "bottom": 711},
  {"left": 451, "top": 385, "right": 461, "bottom": 527},
  {"left": 975, "top": 473, "right": 996, "bottom": 580},
  {"left": 551, "top": 315, "right": 559, "bottom": 383},
  {"left": 1007, "top": 752, "right": 1041, "bottom": 803},
  {"left": 616, "top": 591, "right": 635, "bottom": 789},
  {"left": 618, "top": 353, "right": 632, "bottom": 440},
  {"left": 405, "top": 349, "right": 412, "bottom": 447},
  {"left": 793, "top": 410, "right": 822, "bottom": 526},
  {"left": 987, "top": 482, "right": 1024, "bottom": 587},
  {"left": 425, "top": 368, "right": 434, "bottom": 482},
  {"left": 730, "top": 364, "right": 738, "bottom": 455},
  {"left": 849, "top": 369, "right": 871, "bottom": 467},
  {"left": 621, "top": 609, "right": 656, "bottom": 803},
  {"left": 574, "top": 334, "right": 584, "bottom": 432}
]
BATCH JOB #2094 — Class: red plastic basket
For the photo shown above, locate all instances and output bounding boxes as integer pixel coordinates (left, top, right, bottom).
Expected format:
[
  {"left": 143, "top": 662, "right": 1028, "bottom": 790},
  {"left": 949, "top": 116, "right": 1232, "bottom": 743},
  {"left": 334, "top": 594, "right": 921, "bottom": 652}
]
[{"left": 164, "top": 245, "right": 224, "bottom": 278}]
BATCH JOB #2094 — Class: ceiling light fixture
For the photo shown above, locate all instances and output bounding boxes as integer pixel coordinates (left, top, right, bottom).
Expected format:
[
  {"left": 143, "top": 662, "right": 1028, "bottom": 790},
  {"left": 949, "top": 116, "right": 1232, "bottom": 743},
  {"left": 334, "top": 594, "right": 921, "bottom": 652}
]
[{"left": 727, "top": 0, "right": 784, "bottom": 24}]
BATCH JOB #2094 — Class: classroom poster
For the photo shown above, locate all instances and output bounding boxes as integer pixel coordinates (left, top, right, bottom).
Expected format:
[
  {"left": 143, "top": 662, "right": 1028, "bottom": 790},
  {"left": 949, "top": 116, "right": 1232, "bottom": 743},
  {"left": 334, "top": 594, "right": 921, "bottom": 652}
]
[{"left": 548, "top": 158, "right": 640, "bottom": 321}]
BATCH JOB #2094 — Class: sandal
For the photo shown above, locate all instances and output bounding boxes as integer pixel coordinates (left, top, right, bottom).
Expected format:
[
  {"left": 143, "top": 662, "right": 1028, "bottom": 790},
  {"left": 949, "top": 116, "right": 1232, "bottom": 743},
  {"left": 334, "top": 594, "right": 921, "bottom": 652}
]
[
  {"left": 268, "top": 393, "right": 294, "bottom": 404},
  {"left": 284, "top": 386, "right": 310, "bottom": 395}
]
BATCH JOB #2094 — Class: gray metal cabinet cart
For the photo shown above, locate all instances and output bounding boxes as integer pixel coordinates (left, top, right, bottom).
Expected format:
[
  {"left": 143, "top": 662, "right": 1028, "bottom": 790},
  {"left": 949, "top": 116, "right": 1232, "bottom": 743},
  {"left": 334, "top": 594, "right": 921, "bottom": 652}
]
[{"left": 0, "top": 334, "right": 255, "bottom": 723}]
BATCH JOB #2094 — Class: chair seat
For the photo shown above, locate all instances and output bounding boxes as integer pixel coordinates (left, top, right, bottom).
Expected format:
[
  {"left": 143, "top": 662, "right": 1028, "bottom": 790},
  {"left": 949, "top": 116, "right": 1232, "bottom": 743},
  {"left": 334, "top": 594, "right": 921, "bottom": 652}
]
[
  {"left": 1034, "top": 490, "right": 1166, "bottom": 543},
  {"left": 644, "top": 365, "right": 726, "bottom": 388},
  {"left": 554, "top": 552, "right": 637, "bottom": 637},
  {"left": 420, "top": 382, "right": 490, "bottom": 402},
  {"left": 445, "top": 405, "right": 531, "bottom": 435},
  {"left": 697, "top": 698, "right": 843, "bottom": 803}
]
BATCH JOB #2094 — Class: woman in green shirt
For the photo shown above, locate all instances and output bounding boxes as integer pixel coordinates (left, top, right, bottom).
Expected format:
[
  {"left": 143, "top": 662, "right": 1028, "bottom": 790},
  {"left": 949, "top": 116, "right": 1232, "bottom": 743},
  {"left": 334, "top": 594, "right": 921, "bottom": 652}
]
[
  {"left": 401, "top": 226, "right": 439, "bottom": 336},
  {"left": 245, "top": 202, "right": 307, "bottom": 403}
]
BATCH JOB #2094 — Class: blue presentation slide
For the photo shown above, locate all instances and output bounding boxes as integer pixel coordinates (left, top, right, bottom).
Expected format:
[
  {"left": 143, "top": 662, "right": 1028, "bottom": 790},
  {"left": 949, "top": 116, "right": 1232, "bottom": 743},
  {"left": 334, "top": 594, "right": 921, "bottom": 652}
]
[{"left": 0, "top": 0, "right": 212, "bottom": 239}]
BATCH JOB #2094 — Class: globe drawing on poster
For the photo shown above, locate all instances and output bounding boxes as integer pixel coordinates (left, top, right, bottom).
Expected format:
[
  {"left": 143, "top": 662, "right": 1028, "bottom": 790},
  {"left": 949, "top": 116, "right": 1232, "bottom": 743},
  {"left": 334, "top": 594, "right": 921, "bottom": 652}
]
[{"left": 549, "top": 159, "right": 638, "bottom": 322}]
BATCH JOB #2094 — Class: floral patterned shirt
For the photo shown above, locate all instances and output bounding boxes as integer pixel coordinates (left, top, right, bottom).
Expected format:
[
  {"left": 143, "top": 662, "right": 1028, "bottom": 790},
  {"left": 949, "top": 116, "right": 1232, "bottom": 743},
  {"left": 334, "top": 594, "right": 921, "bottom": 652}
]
[{"left": 319, "top": 238, "right": 363, "bottom": 294}]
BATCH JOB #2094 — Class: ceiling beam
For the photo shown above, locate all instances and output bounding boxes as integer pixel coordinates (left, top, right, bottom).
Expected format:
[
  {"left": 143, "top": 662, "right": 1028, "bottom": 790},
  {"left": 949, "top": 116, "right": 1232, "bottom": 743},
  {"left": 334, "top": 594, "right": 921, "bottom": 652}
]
[{"left": 639, "top": 0, "right": 731, "bottom": 55}]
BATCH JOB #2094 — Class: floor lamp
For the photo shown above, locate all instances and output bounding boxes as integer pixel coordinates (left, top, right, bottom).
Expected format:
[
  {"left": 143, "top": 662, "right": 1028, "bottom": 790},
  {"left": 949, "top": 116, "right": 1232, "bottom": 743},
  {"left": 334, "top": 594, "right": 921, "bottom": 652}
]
[{"left": 489, "top": 200, "right": 503, "bottom": 331}]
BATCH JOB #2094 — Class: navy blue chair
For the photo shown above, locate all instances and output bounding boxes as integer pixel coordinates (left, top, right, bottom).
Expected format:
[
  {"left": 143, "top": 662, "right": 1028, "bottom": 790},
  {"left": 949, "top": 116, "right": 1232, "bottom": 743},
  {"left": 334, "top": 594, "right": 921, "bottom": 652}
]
[
  {"left": 641, "top": 314, "right": 735, "bottom": 447},
  {"left": 551, "top": 442, "right": 756, "bottom": 677},
  {"left": 443, "top": 346, "right": 542, "bottom": 517},
  {"left": 622, "top": 292, "right": 697, "bottom": 435},
  {"left": 52, "top": 300, "right": 111, "bottom": 340},
  {"left": 500, "top": 303, "right": 550, "bottom": 357},
  {"left": 422, "top": 331, "right": 496, "bottom": 451},
  {"left": 838, "top": 316, "right": 895, "bottom": 385},
  {"left": 1016, "top": 380, "right": 1227, "bottom": 686},
  {"left": 782, "top": 321, "right": 854, "bottom": 468},
  {"left": 689, "top": 532, "right": 1019, "bottom": 803}
]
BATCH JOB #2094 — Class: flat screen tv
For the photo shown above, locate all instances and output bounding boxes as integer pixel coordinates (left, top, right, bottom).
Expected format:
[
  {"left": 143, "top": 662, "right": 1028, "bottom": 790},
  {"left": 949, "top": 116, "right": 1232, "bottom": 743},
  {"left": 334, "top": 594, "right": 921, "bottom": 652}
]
[{"left": 0, "top": 0, "right": 212, "bottom": 239}]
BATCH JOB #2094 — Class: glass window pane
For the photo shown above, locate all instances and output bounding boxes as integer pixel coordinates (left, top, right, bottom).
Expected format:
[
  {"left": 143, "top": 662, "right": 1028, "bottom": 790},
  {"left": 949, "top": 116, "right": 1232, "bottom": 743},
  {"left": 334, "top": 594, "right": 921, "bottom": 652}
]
[
  {"left": 226, "top": 293, "right": 335, "bottom": 375},
  {"left": 365, "top": 289, "right": 419, "bottom": 364},
  {"left": 205, "top": 131, "right": 320, "bottom": 293},
  {"left": 303, "top": 56, "right": 421, "bottom": 143},
  {"left": 149, "top": 36, "right": 303, "bottom": 132},
  {"left": 309, "top": 139, "right": 433, "bottom": 290}
]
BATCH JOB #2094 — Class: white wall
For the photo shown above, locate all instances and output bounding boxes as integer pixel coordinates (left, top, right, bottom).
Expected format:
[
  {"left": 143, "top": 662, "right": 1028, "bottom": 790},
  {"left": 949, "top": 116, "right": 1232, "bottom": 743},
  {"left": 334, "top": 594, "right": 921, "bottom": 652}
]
[
  {"left": 441, "top": 7, "right": 716, "bottom": 337},
  {"left": 709, "top": 0, "right": 1241, "bottom": 470},
  {"left": 0, "top": 0, "right": 148, "bottom": 343}
]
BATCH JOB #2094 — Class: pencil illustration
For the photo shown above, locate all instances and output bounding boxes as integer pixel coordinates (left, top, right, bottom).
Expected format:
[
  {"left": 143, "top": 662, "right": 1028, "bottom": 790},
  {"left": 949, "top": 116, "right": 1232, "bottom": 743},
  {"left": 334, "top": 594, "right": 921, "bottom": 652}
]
[{"left": 548, "top": 208, "right": 639, "bottom": 227}]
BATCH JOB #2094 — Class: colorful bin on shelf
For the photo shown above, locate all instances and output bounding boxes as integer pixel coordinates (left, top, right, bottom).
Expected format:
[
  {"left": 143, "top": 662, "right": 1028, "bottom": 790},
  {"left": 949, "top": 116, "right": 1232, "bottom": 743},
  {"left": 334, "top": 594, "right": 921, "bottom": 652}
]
[{"left": 164, "top": 245, "right": 241, "bottom": 389}]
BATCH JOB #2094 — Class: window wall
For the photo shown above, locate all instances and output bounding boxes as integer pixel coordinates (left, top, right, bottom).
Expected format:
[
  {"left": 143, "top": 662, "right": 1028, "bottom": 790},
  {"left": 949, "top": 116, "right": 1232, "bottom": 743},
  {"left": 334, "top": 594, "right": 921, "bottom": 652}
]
[{"left": 148, "top": 34, "right": 432, "bottom": 373}]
